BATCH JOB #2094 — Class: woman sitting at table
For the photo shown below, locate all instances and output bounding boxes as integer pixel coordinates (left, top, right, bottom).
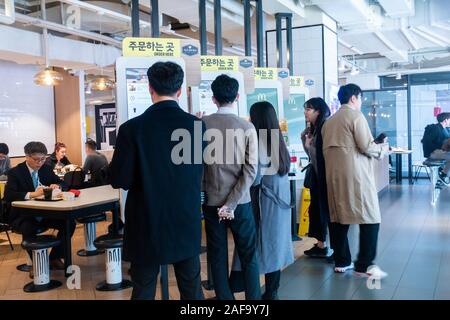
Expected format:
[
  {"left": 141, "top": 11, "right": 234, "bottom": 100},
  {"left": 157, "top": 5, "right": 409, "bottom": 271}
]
[
  {"left": 4, "top": 141, "right": 75, "bottom": 273},
  {"left": 45, "top": 142, "right": 71, "bottom": 173}
]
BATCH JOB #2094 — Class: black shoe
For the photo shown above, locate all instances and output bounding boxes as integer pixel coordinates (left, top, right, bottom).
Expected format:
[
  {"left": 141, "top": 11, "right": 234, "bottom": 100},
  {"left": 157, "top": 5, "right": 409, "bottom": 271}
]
[
  {"left": 108, "top": 219, "right": 125, "bottom": 234},
  {"left": 50, "top": 259, "right": 65, "bottom": 270},
  {"left": 438, "top": 168, "right": 450, "bottom": 186},
  {"left": 262, "top": 292, "right": 279, "bottom": 300},
  {"left": 304, "top": 245, "right": 329, "bottom": 258}
]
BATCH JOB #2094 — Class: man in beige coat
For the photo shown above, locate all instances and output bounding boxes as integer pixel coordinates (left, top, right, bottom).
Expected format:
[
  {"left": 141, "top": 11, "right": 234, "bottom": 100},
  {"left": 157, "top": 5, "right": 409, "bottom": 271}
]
[{"left": 322, "top": 84, "right": 389, "bottom": 278}]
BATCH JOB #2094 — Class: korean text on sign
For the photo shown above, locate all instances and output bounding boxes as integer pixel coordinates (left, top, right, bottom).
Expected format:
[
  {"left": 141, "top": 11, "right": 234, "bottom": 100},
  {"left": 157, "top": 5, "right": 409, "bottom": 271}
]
[
  {"left": 200, "top": 56, "right": 239, "bottom": 71},
  {"left": 122, "top": 38, "right": 181, "bottom": 57}
]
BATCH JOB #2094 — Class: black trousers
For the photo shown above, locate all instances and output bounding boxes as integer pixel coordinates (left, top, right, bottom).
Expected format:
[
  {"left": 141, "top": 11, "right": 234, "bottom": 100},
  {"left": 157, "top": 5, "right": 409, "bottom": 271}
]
[
  {"left": 130, "top": 255, "right": 204, "bottom": 300},
  {"left": 262, "top": 270, "right": 280, "bottom": 300},
  {"left": 17, "top": 217, "right": 76, "bottom": 260},
  {"left": 203, "top": 202, "right": 261, "bottom": 300},
  {"left": 333, "top": 223, "right": 380, "bottom": 272}
]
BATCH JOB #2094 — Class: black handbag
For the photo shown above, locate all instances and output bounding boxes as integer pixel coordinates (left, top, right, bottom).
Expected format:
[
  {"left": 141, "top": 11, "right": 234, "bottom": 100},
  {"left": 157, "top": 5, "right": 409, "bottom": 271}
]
[
  {"left": 64, "top": 166, "right": 85, "bottom": 189},
  {"left": 302, "top": 163, "right": 312, "bottom": 189}
]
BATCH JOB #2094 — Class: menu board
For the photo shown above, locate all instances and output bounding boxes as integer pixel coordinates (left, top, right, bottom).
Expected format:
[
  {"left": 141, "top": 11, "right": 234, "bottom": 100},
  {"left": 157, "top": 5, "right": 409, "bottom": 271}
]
[
  {"left": 125, "top": 68, "right": 151, "bottom": 119},
  {"left": 198, "top": 80, "right": 217, "bottom": 116},
  {"left": 246, "top": 88, "right": 279, "bottom": 116},
  {"left": 284, "top": 94, "right": 306, "bottom": 147}
]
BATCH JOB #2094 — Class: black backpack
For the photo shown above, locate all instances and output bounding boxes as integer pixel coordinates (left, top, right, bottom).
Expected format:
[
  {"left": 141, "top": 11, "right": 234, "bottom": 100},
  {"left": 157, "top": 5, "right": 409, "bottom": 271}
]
[
  {"left": 421, "top": 124, "right": 440, "bottom": 158},
  {"left": 63, "top": 167, "right": 86, "bottom": 189}
]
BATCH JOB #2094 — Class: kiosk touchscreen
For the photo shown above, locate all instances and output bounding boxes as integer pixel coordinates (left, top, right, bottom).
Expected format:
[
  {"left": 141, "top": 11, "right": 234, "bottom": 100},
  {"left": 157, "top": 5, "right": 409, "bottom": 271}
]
[
  {"left": 115, "top": 56, "right": 188, "bottom": 126},
  {"left": 247, "top": 81, "right": 284, "bottom": 119},
  {"left": 191, "top": 71, "right": 247, "bottom": 117}
]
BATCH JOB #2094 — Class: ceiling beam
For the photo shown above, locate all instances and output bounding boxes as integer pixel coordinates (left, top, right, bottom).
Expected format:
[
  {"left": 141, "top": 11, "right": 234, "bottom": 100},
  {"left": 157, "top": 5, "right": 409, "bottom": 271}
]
[
  {"left": 416, "top": 26, "right": 450, "bottom": 46},
  {"left": 338, "top": 39, "right": 363, "bottom": 55},
  {"left": 410, "top": 27, "right": 447, "bottom": 47},
  {"left": 374, "top": 31, "right": 408, "bottom": 62},
  {"left": 400, "top": 28, "right": 420, "bottom": 50}
]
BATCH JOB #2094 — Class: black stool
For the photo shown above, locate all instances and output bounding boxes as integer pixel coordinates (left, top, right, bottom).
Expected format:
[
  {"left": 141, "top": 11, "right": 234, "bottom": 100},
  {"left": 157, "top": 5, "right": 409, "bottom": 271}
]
[
  {"left": 21, "top": 235, "right": 62, "bottom": 293},
  {"left": 17, "top": 227, "right": 49, "bottom": 273},
  {"left": 94, "top": 234, "right": 132, "bottom": 291},
  {"left": 76, "top": 213, "right": 107, "bottom": 256}
]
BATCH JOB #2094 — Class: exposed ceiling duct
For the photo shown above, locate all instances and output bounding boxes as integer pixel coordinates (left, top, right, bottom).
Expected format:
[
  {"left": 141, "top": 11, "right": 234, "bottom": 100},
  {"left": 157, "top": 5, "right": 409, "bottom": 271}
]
[{"left": 377, "top": 0, "right": 415, "bottom": 18}]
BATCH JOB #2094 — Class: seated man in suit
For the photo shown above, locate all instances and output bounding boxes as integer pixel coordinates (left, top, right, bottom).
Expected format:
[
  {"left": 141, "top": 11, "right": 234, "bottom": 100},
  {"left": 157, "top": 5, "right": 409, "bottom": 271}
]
[{"left": 4, "top": 141, "right": 76, "bottom": 271}]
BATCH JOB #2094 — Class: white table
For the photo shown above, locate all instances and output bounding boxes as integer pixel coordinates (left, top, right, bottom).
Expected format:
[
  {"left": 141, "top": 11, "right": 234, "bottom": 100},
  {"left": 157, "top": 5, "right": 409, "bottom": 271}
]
[
  {"left": 12, "top": 185, "right": 120, "bottom": 276},
  {"left": 391, "top": 149, "right": 413, "bottom": 184}
]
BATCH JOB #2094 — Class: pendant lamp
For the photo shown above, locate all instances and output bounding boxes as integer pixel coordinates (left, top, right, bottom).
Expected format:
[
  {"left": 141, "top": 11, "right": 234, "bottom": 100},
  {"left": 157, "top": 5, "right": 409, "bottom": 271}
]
[{"left": 34, "top": 0, "right": 63, "bottom": 86}]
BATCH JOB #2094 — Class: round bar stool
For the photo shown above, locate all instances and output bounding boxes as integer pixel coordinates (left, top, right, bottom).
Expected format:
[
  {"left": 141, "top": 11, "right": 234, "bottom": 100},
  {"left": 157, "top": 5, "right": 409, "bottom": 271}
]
[
  {"left": 17, "top": 227, "right": 49, "bottom": 273},
  {"left": 21, "top": 235, "right": 62, "bottom": 293},
  {"left": 76, "top": 213, "right": 107, "bottom": 256},
  {"left": 94, "top": 234, "right": 133, "bottom": 291}
]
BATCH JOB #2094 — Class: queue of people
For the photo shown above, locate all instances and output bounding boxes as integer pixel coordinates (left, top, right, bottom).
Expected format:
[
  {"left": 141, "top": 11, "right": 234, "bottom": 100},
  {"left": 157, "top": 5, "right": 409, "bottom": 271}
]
[
  {"left": 8, "top": 61, "right": 447, "bottom": 300},
  {"left": 106, "top": 62, "right": 391, "bottom": 300}
]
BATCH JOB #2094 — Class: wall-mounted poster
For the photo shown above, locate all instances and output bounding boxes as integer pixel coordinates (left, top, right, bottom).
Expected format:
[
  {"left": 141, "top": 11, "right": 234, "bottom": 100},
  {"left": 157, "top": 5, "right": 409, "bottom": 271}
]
[{"left": 95, "top": 103, "right": 116, "bottom": 150}]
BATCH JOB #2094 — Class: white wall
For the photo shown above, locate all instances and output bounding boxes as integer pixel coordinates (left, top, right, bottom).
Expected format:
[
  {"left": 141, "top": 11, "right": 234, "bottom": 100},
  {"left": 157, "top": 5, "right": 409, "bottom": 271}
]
[
  {"left": 0, "top": 60, "right": 55, "bottom": 157},
  {"left": 267, "top": 24, "right": 339, "bottom": 100}
]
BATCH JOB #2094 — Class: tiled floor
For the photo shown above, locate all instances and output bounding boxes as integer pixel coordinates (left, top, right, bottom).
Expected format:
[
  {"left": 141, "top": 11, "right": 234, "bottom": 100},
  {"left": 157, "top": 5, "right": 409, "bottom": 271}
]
[
  {"left": 0, "top": 181, "right": 448, "bottom": 300},
  {"left": 278, "top": 182, "right": 450, "bottom": 300}
]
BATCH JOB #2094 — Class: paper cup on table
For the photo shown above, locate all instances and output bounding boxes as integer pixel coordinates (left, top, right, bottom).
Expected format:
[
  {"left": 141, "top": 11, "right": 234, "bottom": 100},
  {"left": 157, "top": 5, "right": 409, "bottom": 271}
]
[{"left": 62, "top": 192, "right": 75, "bottom": 201}]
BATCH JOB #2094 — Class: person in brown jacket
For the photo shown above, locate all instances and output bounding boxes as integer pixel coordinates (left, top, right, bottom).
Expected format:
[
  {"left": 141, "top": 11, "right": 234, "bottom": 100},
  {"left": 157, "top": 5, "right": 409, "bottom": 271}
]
[
  {"left": 322, "top": 84, "right": 389, "bottom": 279},
  {"left": 201, "top": 74, "right": 261, "bottom": 300}
]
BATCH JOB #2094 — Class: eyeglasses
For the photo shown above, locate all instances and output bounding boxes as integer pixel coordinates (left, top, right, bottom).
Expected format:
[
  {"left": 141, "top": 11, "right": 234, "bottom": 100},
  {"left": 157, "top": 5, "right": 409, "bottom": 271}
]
[{"left": 29, "top": 155, "right": 46, "bottom": 163}]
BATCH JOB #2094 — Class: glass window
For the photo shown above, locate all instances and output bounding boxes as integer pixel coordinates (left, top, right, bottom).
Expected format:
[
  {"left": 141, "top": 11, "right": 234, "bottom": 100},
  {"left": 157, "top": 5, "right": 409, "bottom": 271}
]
[
  {"left": 362, "top": 89, "right": 408, "bottom": 174},
  {"left": 411, "top": 83, "right": 450, "bottom": 166}
]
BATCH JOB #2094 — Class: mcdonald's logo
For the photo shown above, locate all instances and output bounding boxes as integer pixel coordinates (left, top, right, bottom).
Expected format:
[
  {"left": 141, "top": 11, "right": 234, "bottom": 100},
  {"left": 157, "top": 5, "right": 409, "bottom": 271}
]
[{"left": 257, "top": 93, "right": 267, "bottom": 101}]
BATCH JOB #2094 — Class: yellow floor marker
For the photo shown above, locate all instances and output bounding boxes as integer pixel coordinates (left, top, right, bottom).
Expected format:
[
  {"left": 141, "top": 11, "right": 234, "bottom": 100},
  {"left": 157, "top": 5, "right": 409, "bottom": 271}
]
[{"left": 298, "top": 188, "right": 310, "bottom": 237}]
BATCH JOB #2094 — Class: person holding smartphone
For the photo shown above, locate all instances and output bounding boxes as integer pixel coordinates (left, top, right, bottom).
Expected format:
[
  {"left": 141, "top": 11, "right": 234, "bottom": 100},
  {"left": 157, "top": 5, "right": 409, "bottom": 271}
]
[{"left": 301, "top": 98, "right": 334, "bottom": 260}]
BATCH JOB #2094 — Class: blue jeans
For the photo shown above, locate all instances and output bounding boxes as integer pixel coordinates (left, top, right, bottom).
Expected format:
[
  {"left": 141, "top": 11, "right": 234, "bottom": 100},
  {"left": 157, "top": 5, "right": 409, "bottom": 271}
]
[{"left": 203, "top": 202, "right": 261, "bottom": 300}]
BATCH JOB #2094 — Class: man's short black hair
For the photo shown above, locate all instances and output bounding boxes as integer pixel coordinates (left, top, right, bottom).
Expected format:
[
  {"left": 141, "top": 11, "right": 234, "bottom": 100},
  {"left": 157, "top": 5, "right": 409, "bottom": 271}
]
[
  {"left": 437, "top": 112, "right": 450, "bottom": 123},
  {"left": 24, "top": 142, "right": 47, "bottom": 155},
  {"left": 147, "top": 62, "right": 184, "bottom": 96},
  {"left": 211, "top": 74, "right": 239, "bottom": 105},
  {"left": 0, "top": 143, "right": 8, "bottom": 155},
  {"left": 338, "top": 83, "right": 362, "bottom": 105},
  {"left": 85, "top": 139, "right": 97, "bottom": 151}
]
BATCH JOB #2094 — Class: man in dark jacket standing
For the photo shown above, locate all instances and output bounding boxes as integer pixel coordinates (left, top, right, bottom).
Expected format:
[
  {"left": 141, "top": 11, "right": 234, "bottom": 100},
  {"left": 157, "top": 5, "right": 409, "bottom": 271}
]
[
  {"left": 109, "top": 62, "right": 205, "bottom": 300},
  {"left": 422, "top": 112, "right": 450, "bottom": 185}
]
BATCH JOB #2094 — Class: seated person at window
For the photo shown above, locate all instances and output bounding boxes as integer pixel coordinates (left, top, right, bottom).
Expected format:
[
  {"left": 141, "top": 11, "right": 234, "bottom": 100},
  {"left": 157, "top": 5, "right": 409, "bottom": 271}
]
[
  {"left": 83, "top": 139, "right": 109, "bottom": 186},
  {"left": 4, "top": 141, "right": 76, "bottom": 270},
  {"left": 45, "top": 142, "right": 71, "bottom": 173},
  {"left": 374, "top": 133, "right": 388, "bottom": 144},
  {"left": 421, "top": 112, "right": 450, "bottom": 184},
  {"left": 0, "top": 143, "right": 11, "bottom": 179}
]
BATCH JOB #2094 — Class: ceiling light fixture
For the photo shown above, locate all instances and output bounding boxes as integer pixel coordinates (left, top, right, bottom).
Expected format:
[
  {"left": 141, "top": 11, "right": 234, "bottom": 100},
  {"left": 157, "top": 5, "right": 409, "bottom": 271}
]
[
  {"left": 88, "top": 15, "right": 115, "bottom": 91},
  {"left": 350, "top": 65, "right": 360, "bottom": 76},
  {"left": 34, "top": 0, "right": 63, "bottom": 86},
  {"left": 90, "top": 75, "right": 115, "bottom": 91}
]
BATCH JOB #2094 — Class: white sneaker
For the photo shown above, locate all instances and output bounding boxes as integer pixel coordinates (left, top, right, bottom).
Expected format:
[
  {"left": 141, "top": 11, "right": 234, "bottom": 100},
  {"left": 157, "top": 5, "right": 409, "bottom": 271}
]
[
  {"left": 354, "top": 265, "right": 388, "bottom": 279},
  {"left": 334, "top": 262, "right": 354, "bottom": 273}
]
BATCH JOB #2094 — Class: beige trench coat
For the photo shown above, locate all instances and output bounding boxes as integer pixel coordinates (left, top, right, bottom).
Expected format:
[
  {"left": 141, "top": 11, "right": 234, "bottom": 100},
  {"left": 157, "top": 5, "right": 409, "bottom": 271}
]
[{"left": 322, "top": 105, "right": 387, "bottom": 225}]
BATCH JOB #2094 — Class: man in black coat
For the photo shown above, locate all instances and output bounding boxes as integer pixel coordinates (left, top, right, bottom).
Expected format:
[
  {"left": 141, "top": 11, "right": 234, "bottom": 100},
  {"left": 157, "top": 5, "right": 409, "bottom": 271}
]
[
  {"left": 109, "top": 62, "right": 205, "bottom": 300},
  {"left": 422, "top": 112, "right": 450, "bottom": 184},
  {"left": 4, "top": 141, "right": 75, "bottom": 270}
]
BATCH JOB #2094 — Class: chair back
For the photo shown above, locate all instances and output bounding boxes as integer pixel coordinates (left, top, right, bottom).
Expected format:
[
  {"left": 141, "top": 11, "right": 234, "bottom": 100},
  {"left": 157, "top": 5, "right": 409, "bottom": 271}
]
[{"left": 64, "top": 166, "right": 85, "bottom": 189}]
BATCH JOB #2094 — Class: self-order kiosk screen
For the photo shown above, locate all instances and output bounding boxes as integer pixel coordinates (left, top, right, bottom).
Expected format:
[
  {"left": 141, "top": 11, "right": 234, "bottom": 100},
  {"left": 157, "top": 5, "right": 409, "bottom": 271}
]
[{"left": 126, "top": 68, "right": 152, "bottom": 119}]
